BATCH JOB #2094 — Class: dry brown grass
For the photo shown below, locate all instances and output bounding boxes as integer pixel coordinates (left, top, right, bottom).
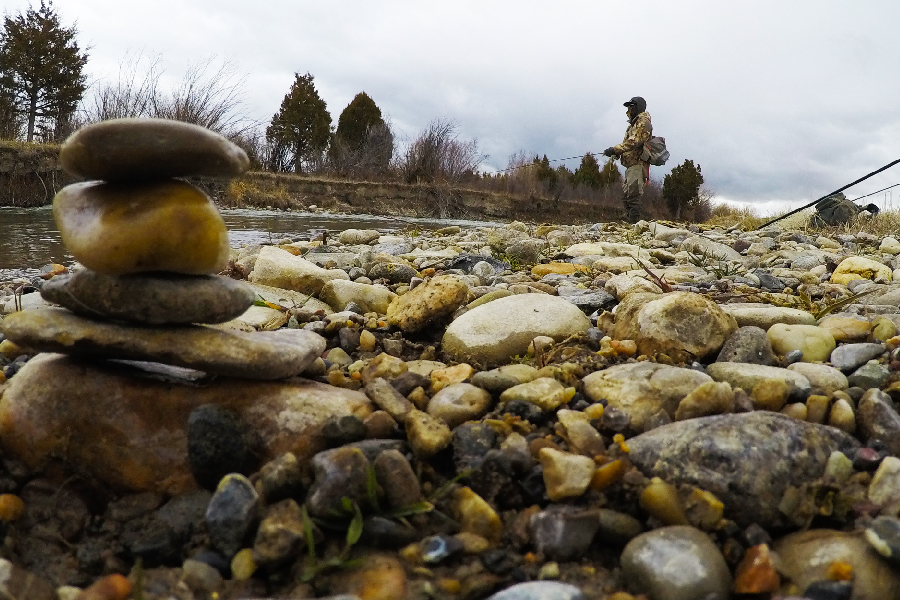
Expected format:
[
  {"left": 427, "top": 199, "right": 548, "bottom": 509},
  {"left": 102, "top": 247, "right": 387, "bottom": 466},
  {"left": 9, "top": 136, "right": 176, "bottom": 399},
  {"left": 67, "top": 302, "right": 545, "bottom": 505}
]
[{"left": 222, "top": 178, "right": 297, "bottom": 210}]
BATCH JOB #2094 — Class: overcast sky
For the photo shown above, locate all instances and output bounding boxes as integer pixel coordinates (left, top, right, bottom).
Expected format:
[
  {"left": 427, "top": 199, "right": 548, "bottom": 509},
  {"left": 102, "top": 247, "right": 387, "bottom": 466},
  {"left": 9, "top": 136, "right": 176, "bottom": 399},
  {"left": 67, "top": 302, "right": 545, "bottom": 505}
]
[{"left": 7, "top": 0, "right": 900, "bottom": 213}]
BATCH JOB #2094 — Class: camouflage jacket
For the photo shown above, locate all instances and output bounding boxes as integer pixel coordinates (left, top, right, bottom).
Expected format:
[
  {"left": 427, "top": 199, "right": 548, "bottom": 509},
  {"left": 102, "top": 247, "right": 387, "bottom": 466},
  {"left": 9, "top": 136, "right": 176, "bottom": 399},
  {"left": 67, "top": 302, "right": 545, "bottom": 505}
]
[{"left": 613, "top": 112, "right": 652, "bottom": 168}]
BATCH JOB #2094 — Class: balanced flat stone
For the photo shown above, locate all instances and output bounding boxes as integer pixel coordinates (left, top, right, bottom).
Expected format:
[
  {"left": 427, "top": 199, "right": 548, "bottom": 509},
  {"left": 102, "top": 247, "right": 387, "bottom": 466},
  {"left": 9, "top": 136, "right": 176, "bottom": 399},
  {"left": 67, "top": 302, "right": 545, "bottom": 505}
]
[
  {"left": 59, "top": 118, "right": 250, "bottom": 181},
  {"left": 0, "top": 308, "right": 325, "bottom": 379},
  {"left": 54, "top": 180, "right": 230, "bottom": 275},
  {"left": 41, "top": 270, "right": 256, "bottom": 325}
]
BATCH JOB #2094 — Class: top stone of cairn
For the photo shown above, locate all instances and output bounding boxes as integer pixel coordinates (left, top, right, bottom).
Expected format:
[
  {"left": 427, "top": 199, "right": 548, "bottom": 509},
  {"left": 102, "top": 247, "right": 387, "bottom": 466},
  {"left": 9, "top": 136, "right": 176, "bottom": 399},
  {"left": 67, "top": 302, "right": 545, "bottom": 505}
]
[{"left": 59, "top": 118, "right": 250, "bottom": 182}]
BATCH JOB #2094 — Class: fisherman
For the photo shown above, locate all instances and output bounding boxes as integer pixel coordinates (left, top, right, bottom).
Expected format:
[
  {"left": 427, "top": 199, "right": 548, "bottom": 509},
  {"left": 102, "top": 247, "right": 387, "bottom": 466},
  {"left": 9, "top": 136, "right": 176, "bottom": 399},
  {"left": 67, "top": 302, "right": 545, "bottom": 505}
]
[
  {"left": 604, "top": 96, "right": 652, "bottom": 223},
  {"left": 808, "top": 192, "right": 879, "bottom": 227}
]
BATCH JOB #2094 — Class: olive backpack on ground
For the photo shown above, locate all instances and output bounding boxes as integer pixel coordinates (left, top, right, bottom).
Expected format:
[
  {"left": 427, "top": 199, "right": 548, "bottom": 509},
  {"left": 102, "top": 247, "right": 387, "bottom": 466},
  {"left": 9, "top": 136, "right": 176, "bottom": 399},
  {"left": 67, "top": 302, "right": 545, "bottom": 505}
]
[{"left": 809, "top": 193, "right": 878, "bottom": 227}]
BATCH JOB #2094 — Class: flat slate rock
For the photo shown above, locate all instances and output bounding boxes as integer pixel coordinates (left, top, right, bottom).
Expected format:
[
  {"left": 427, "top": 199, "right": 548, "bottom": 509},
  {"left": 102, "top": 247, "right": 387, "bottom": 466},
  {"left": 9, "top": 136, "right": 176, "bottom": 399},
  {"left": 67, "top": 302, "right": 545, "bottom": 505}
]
[
  {"left": 0, "top": 308, "right": 325, "bottom": 379},
  {"left": 41, "top": 270, "right": 256, "bottom": 325},
  {"left": 627, "top": 412, "right": 859, "bottom": 528},
  {"left": 60, "top": 118, "right": 250, "bottom": 181}
]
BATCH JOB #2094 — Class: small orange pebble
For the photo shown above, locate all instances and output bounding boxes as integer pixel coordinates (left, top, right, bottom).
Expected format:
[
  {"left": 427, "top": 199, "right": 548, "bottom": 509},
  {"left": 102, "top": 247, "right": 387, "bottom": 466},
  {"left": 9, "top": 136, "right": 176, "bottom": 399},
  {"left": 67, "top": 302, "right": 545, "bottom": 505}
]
[
  {"left": 76, "top": 574, "right": 131, "bottom": 600},
  {"left": 0, "top": 494, "right": 25, "bottom": 521},
  {"left": 825, "top": 560, "right": 853, "bottom": 581},
  {"left": 733, "top": 544, "right": 780, "bottom": 594},
  {"left": 276, "top": 245, "right": 303, "bottom": 256},
  {"left": 39, "top": 263, "right": 68, "bottom": 279},
  {"left": 590, "top": 459, "right": 626, "bottom": 491},
  {"left": 350, "top": 371, "right": 362, "bottom": 380},
  {"left": 378, "top": 320, "right": 388, "bottom": 328},
  {"left": 437, "top": 579, "right": 461, "bottom": 594},
  {"left": 607, "top": 593, "right": 636, "bottom": 600},
  {"left": 0, "top": 371, "right": 6, "bottom": 385},
  {"left": 421, "top": 268, "right": 436, "bottom": 277},
  {"left": 613, "top": 433, "right": 630, "bottom": 453},
  {"left": 610, "top": 339, "right": 637, "bottom": 356},
  {"left": 524, "top": 552, "right": 538, "bottom": 564}
]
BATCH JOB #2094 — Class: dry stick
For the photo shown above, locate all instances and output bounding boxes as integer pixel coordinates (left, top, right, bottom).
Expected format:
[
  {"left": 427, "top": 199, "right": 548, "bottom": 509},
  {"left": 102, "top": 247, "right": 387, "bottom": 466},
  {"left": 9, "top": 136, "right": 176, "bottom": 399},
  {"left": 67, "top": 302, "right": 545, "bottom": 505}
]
[{"left": 634, "top": 258, "right": 673, "bottom": 293}]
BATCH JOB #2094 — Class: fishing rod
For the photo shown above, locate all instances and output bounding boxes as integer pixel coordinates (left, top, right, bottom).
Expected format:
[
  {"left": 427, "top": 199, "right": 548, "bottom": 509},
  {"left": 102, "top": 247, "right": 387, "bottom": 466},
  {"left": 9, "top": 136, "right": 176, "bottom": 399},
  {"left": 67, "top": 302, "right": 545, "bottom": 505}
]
[
  {"left": 754, "top": 158, "right": 900, "bottom": 230},
  {"left": 850, "top": 182, "right": 900, "bottom": 202},
  {"left": 493, "top": 152, "right": 610, "bottom": 174}
]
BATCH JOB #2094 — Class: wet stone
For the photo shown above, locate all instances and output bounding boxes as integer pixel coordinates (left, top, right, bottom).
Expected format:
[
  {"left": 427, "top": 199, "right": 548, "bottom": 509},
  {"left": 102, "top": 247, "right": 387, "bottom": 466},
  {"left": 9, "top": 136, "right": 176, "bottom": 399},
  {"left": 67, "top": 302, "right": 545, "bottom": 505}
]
[
  {"left": 40, "top": 270, "right": 255, "bottom": 325},
  {"left": 715, "top": 326, "right": 777, "bottom": 365},
  {"left": 254, "top": 453, "right": 305, "bottom": 504},
  {"left": 364, "top": 377, "right": 414, "bottom": 423},
  {"left": 627, "top": 412, "right": 859, "bottom": 527},
  {"left": 485, "top": 581, "right": 586, "bottom": 600},
  {"left": 804, "top": 580, "right": 853, "bottom": 600},
  {"left": 306, "top": 447, "right": 372, "bottom": 518},
  {"left": 620, "top": 525, "right": 732, "bottom": 600},
  {"left": 857, "top": 389, "right": 900, "bottom": 455},
  {"left": 321, "top": 414, "right": 368, "bottom": 445},
  {"left": 205, "top": 474, "right": 263, "bottom": 559},
  {"left": 387, "top": 275, "right": 469, "bottom": 333},
  {"left": 59, "top": 117, "right": 250, "bottom": 181},
  {"left": 529, "top": 507, "right": 599, "bottom": 561},
  {"left": 595, "top": 509, "right": 644, "bottom": 546},
  {"left": 427, "top": 382, "right": 493, "bottom": 428},
  {"left": 390, "top": 370, "right": 430, "bottom": 396},
  {"left": 831, "top": 343, "right": 887, "bottom": 372},
  {"left": 188, "top": 404, "right": 262, "bottom": 490},
  {"left": 369, "top": 262, "right": 418, "bottom": 284},
  {"left": 452, "top": 423, "right": 498, "bottom": 472},
  {"left": 471, "top": 364, "right": 540, "bottom": 394},
  {"left": 373, "top": 449, "right": 422, "bottom": 510},
  {"left": 775, "top": 529, "right": 900, "bottom": 599},
  {"left": 864, "top": 515, "right": 900, "bottom": 566},
  {"left": 848, "top": 361, "right": 891, "bottom": 389},
  {"left": 421, "top": 534, "right": 464, "bottom": 564},
  {"left": 443, "top": 294, "right": 591, "bottom": 367},
  {"left": 360, "top": 515, "right": 418, "bottom": 548},
  {"left": 252, "top": 498, "right": 305, "bottom": 569},
  {"left": 338, "top": 327, "right": 361, "bottom": 353}
]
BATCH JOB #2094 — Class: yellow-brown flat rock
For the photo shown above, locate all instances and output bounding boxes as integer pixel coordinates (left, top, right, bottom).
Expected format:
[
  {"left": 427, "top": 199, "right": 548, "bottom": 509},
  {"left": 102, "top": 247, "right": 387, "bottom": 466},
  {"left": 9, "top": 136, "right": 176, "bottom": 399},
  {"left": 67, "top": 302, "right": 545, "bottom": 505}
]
[{"left": 53, "top": 180, "right": 230, "bottom": 275}]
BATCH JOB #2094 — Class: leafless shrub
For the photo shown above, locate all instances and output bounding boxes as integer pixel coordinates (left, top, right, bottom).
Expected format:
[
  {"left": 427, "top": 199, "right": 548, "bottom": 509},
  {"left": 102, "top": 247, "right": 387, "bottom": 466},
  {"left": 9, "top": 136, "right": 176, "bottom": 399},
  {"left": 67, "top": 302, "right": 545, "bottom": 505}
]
[
  {"left": 81, "top": 53, "right": 259, "bottom": 142},
  {"left": 82, "top": 51, "right": 162, "bottom": 122},
  {"left": 396, "top": 118, "right": 485, "bottom": 184}
]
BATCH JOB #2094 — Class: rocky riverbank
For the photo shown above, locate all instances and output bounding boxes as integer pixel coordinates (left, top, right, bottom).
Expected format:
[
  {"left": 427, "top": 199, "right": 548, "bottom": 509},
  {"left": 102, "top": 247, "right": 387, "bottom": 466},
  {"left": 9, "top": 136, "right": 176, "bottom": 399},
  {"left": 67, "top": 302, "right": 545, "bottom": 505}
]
[{"left": 3, "top": 216, "right": 900, "bottom": 599}]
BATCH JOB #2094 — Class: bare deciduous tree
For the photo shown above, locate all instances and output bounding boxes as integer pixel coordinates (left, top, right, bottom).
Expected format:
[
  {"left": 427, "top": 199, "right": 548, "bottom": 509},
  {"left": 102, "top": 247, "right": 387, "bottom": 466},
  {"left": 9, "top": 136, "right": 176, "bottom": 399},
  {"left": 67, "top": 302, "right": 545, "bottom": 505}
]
[{"left": 397, "top": 118, "right": 485, "bottom": 184}]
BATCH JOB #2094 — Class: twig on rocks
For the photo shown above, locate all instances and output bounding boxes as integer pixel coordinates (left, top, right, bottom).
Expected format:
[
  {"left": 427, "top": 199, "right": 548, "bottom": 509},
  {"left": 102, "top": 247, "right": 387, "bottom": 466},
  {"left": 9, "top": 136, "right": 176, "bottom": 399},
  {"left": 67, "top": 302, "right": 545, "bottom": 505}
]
[{"left": 634, "top": 258, "right": 673, "bottom": 293}]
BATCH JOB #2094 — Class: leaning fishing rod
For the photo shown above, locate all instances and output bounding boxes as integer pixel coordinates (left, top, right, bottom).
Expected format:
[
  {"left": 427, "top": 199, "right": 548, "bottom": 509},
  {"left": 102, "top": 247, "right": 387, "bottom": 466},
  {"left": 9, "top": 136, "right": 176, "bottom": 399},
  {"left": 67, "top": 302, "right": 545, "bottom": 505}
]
[{"left": 754, "top": 158, "right": 900, "bottom": 230}]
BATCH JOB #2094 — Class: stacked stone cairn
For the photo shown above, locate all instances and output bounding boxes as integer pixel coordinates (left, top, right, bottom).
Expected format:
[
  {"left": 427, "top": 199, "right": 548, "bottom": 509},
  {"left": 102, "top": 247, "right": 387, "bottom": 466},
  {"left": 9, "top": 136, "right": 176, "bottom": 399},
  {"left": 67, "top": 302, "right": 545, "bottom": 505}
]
[{"left": 0, "top": 119, "right": 327, "bottom": 379}]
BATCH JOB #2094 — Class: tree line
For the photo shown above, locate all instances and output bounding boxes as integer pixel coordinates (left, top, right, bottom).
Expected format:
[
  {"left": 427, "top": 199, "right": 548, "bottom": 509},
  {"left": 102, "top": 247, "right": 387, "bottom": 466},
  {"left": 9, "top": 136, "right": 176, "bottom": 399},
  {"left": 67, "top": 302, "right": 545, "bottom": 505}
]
[{"left": 0, "top": 1, "right": 709, "bottom": 220}]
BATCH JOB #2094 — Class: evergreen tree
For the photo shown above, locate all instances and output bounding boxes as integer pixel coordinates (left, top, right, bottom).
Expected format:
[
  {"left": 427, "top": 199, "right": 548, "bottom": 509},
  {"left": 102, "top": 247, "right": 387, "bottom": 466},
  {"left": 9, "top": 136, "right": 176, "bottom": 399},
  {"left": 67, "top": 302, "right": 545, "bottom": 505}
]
[
  {"left": 0, "top": 1, "right": 87, "bottom": 142},
  {"left": 532, "top": 154, "right": 559, "bottom": 190},
  {"left": 335, "top": 92, "right": 384, "bottom": 151},
  {"left": 265, "top": 73, "right": 331, "bottom": 173},
  {"left": 598, "top": 159, "right": 622, "bottom": 187},
  {"left": 663, "top": 159, "right": 704, "bottom": 219},
  {"left": 330, "top": 91, "right": 392, "bottom": 174},
  {"left": 572, "top": 153, "right": 602, "bottom": 189}
]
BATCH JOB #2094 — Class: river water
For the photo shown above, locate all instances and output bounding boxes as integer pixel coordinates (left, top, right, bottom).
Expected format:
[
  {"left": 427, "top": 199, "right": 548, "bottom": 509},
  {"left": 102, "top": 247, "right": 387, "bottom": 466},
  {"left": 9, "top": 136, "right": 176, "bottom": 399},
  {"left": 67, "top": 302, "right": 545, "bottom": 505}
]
[{"left": 0, "top": 207, "right": 504, "bottom": 281}]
